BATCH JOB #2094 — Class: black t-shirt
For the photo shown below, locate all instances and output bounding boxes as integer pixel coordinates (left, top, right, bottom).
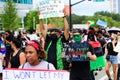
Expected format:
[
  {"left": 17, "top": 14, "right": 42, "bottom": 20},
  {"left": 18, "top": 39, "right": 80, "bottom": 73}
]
[
  {"left": 69, "top": 41, "right": 94, "bottom": 80},
  {"left": 44, "top": 34, "right": 68, "bottom": 69},
  {"left": 107, "top": 42, "right": 118, "bottom": 56},
  {"left": 98, "top": 38, "right": 106, "bottom": 53}
]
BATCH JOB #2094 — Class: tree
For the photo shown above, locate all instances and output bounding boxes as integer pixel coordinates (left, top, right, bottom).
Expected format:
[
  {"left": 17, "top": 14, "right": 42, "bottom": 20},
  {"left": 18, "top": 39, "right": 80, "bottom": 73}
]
[
  {"left": 24, "top": 10, "right": 64, "bottom": 30},
  {"left": 24, "top": 11, "right": 39, "bottom": 30},
  {"left": 1, "top": 0, "right": 19, "bottom": 30}
]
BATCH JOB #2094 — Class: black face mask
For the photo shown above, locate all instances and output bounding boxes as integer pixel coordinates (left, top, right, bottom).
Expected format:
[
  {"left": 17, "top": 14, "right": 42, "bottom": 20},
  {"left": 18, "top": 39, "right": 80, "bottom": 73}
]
[{"left": 50, "top": 34, "right": 58, "bottom": 40}]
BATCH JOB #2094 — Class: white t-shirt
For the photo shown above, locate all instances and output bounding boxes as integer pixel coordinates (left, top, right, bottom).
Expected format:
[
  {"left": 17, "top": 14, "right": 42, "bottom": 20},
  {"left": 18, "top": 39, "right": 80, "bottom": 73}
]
[
  {"left": 28, "top": 34, "right": 38, "bottom": 40},
  {"left": 19, "top": 60, "right": 56, "bottom": 70}
]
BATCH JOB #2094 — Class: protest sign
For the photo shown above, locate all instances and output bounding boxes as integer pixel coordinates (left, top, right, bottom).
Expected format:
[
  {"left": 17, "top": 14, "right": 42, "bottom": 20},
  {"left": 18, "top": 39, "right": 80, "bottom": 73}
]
[
  {"left": 3, "top": 69, "right": 70, "bottom": 80},
  {"left": 39, "top": 0, "right": 64, "bottom": 19},
  {"left": 73, "top": 24, "right": 89, "bottom": 29},
  {"left": 97, "top": 19, "right": 107, "bottom": 27}
]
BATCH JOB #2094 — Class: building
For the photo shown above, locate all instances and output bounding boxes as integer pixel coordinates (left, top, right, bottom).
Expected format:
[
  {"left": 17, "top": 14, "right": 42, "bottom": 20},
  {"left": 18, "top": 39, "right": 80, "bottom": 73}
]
[
  {"left": 110, "top": 0, "right": 120, "bottom": 14},
  {"left": 0, "top": 0, "right": 33, "bottom": 17}
]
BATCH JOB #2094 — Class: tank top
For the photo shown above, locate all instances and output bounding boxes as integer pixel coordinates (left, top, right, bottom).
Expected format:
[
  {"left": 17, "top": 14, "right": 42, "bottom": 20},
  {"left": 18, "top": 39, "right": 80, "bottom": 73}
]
[{"left": 10, "top": 50, "right": 22, "bottom": 68}]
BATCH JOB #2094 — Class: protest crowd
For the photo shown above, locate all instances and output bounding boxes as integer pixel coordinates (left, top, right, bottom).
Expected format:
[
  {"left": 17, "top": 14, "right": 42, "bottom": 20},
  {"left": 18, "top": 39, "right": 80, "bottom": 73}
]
[{"left": 1, "top": 10, "right": 120, "bottom": 80}]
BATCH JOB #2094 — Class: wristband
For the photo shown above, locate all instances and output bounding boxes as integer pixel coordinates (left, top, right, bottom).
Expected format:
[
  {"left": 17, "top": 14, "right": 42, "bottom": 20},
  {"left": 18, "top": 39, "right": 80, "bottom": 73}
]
[{"left": 63, "top": 15, "right": 67, "bottom": 18}]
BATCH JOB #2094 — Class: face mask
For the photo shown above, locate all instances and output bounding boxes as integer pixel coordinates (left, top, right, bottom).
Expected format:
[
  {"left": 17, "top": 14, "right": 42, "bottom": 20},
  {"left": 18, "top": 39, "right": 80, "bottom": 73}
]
[
  {"left": 73, "top": 34, "right": 82, "bottom": 42},
  {"left": 50, "top": 34, "right": 58, "bottom": 40}
]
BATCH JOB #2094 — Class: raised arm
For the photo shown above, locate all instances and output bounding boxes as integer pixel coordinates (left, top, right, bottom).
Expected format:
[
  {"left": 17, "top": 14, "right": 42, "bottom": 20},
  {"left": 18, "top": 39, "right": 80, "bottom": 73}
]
[
  {"left": 63, "top": 10, "right": 69, "bottom": 40},
  {"left": 39, "top": 19, "right": 47, "bottom": 40}
]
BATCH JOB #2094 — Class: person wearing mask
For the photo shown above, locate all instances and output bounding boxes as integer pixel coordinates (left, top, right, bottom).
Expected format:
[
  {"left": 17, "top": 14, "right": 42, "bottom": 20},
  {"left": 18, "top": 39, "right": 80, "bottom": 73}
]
[
  {"left": 69, "top": 29, "right": 96, "bottom": 80},
  {"left": 19, "top": 40, "right": 55, "bottom": 70},
  {"left": 105, "top": 33, "right": 118, "bottom": 80},
  {"left": 39, "top": 9, "right": 69, "bottom": 70}
]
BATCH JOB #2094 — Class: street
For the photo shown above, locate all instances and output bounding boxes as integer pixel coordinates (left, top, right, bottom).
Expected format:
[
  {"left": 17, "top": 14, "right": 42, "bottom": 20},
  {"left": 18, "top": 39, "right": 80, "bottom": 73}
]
[{"left": 95, "top": 67, "right": 113, "bottom": 80}]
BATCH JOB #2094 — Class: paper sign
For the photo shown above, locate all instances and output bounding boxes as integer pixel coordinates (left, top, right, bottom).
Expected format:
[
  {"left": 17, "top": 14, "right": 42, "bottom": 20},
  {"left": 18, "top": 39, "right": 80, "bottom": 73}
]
[
  {"left": 96, "top": 19, "right": 107, "bottom": 27},
  {"left": 3, "top": 69, "right": 70, "bottom": 80},
  {"left": 73, "top": 24, "right": 89, "bottom": 29},
  {"left": 39, "top": 0, "right": 64, "bottom": 19}
]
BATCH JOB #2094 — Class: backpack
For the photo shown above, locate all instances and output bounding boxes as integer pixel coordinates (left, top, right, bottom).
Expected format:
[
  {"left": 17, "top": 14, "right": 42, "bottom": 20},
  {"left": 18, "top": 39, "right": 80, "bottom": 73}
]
[{"left": 89, "top": 41, "right": 103, "bottom": 57}]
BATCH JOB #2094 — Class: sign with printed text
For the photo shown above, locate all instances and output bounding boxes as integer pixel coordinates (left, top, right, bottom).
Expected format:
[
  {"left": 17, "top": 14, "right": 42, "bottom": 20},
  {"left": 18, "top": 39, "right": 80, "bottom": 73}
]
[
  {"left": 3, "top": 69, "right": 70, "bottom": 80},
  {"left": 39, "top": 0, "right": 64, "bottom": 19}
]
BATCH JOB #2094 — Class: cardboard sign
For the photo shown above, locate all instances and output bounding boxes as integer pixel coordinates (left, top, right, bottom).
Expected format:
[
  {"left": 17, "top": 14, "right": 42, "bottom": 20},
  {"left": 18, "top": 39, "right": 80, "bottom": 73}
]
[
  {"left": 39, "top": 0, "right": 64, "bottom": 19},
  {"left": 3, "top": 69, "right": 70, "bottom": 80}
]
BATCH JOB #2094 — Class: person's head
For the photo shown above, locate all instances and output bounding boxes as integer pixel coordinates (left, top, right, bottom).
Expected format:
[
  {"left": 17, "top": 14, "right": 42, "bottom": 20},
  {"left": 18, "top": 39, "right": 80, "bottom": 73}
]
[
  {"left": 49, "top": 28, "right": 61, "bottom": 40},
  {"left": 72, "top": 29, "right": 82, "bottom": 42},
  {"left": 111, "top": 33, "right": 118, "bottom": 42},
  {"left": 25, "top": 40, "right": 46, "bottom": 66},
  {"left": 10, "top": 37, "right": 22, "bottom": 49},
  {"left": 5, "top": 30, "right": 14, "bottom": 40}
]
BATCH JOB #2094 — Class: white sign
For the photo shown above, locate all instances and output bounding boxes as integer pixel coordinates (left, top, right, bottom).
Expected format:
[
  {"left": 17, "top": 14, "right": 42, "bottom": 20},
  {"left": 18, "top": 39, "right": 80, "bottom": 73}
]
[
  {"left": 73, "top": 24, "right": 89, "bottom": 29},
  {"left": 3, "top": 69, "right": 70, "bottom": 80},
  {"left": 39, "top": 0, "right": 64, "bottom": 19}
]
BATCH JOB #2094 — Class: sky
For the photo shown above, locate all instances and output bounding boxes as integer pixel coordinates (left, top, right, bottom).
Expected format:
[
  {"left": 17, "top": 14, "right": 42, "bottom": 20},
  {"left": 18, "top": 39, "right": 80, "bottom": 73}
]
[
  {"left": 33, "top": 0, "right": 111, "bottom": 16},
  {"left": 64, "top": 0, "right": 110, "bottom": 16}
]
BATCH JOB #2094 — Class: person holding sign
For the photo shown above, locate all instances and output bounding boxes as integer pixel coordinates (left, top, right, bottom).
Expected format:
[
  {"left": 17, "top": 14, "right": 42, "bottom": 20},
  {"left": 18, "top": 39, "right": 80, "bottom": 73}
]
[
  {"left": 69, "top": 29, "right": 96, "bottom": 80},
  {"left": 39, "top": 9, "right": 69, "bottom": 70},
  {"left": 19, "top": 40, "right": 55, "bottom": 70}
]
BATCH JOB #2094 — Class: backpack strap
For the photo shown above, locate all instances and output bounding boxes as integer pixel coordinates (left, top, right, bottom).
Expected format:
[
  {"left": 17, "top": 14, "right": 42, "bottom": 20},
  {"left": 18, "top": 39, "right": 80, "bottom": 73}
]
[
  {"left": 22, "top": 64, "right": 24, "bottom": 68},
  {"left": 47, "top": 63, "right": 49, "bottom": 70}
]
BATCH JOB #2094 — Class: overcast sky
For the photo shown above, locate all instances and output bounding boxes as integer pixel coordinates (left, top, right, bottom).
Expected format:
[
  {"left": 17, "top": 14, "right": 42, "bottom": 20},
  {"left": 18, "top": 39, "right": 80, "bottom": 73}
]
[
  {"left": 64, "top": 0, "right": 110, "bottom": 16},
  {"left": 33, "top": 0, "right": 110, "bottom": 16}
]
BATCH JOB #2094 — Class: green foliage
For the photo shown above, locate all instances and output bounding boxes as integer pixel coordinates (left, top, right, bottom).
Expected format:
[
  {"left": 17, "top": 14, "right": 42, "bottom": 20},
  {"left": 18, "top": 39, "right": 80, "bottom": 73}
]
[
  {"left": 24, "top": 10, "right": 120, "bottom": 30},
  {"left": 1, "top": 0, "right": 19, "bottom": 30},
  {"left": 24, "top": 10, "right": 64, "bottom": 30},
  {"left": 24, "top": 10, "right": 39, "bottom": 30},
  {"left": 47, "top": 17, "right": 64, "bottom": 29}
]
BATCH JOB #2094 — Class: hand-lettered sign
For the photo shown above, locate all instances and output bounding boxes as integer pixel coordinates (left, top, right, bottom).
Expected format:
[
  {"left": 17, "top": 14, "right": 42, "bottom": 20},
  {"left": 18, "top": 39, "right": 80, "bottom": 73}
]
[
  {"left": 39, "top": 0, "right": 64, "bottom": 19},
  {"left": 3, "top": 69, "right": 70, "bottom": 80}
]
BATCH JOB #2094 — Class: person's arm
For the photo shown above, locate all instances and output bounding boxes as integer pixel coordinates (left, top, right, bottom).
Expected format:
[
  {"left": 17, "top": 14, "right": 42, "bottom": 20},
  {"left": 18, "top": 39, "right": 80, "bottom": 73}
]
[
  {"left": 39, "top": 19, "right": 47, "bottom": 40},
  {"left": 63, "top": 17, "right": 69, "bottom": 40},
  {"left": 21, "top": 32, "right": 30, "bottom": 42},
  {"left": 19, "top": 52, "right": 26, "bottom": 65},
  {"left": 63, "top": 9, "right": 69, "bottom": 41},
  {"left": 8, "top": 61, "right": 11, "bottom": 68},
  {"left": 88, "top": 42, "right": 96, "bottom": 61},
  {"left": 87, "top": 51, "right": 96, "bottom": 61}
]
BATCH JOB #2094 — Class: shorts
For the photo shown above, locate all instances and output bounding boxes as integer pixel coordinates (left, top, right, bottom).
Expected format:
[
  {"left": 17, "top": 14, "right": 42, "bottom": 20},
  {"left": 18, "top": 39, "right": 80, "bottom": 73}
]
[{"left": 106, "top": 55, "right": 118, "bottom": 64}]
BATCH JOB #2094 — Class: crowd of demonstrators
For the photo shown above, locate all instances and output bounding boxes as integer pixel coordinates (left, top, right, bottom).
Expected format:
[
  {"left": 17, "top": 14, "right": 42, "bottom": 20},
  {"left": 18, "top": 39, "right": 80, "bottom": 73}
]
[
  {"left": 19, "top": 40, "right": 55, "bottom": 70},
  {"left": 1, "top": 13, "right": 120, "bottom": 80}
]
